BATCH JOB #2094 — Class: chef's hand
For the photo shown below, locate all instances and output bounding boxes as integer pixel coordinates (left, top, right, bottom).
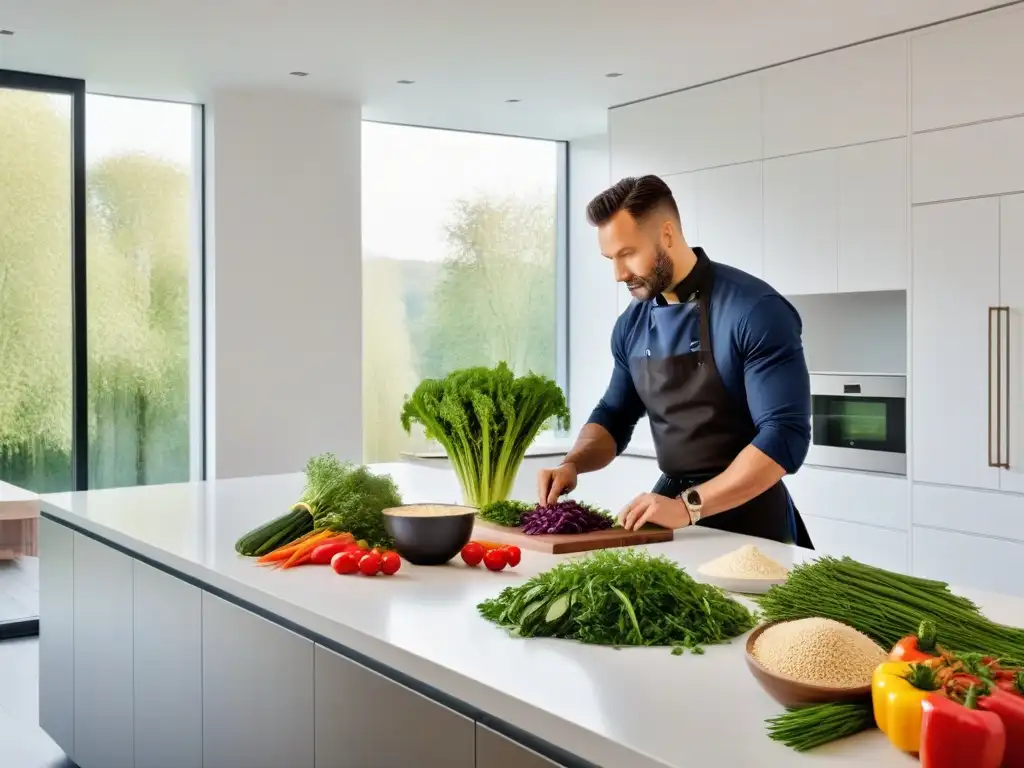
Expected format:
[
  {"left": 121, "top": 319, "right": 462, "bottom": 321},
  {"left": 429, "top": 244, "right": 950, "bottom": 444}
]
[
  {"left": 619, "top": 493, "right": 691, "bottom": 532},
  {"left": 537, "top": 462, "right": 578, "bottom": 506}
]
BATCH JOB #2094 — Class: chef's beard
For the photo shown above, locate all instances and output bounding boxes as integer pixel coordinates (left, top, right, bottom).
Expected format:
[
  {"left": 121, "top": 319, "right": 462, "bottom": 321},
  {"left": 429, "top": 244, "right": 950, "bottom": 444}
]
[{"left": 626, "top": 245, "right": 674, "bottom": 301}]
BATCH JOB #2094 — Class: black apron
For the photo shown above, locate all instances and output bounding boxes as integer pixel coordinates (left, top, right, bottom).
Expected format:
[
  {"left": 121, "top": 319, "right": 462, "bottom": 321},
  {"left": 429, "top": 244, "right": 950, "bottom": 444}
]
[{"left": 630, "top": 251, "right": 813, "bottom": 547}]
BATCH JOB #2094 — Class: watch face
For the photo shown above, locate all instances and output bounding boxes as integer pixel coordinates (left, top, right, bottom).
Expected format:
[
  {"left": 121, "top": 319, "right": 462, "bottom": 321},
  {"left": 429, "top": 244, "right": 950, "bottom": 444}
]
[{"left": 685, "top": 488, "right": 702, "bottom": 507}]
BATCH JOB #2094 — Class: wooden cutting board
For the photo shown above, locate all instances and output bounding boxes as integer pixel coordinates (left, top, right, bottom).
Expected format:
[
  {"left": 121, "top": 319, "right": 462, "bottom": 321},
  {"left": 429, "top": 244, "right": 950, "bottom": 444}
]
[{"left": 473, "top": 520, "right": 674, "bottom": 554}]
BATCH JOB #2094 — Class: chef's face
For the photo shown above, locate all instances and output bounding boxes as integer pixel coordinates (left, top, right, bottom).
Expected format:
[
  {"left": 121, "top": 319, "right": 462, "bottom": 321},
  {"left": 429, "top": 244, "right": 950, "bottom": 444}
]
[{"left": 598, "top": 209, "right": 676, "bottom": 301}]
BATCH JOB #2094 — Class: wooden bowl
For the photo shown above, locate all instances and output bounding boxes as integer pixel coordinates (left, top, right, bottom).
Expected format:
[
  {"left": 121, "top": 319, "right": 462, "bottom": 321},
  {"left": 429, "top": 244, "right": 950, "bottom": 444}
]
[{"left": 744, "top": 621, "right": 874, "bottom": 708}]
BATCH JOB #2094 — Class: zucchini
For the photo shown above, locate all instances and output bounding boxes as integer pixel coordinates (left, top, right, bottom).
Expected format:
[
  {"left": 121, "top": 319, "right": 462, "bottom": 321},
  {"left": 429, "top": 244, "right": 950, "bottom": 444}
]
[
  {"left": 235, "top": 506, "right": 314, "bottom": 556},
  {"left": 544, "top": 594, "right": 571, "bottom": 624}
]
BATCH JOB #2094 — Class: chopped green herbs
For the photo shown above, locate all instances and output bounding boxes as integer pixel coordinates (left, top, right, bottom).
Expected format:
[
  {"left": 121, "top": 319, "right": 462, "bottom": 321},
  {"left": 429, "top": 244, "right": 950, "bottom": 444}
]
[{"left": 477, "top": 549, "right": 756, "bottom": 653}]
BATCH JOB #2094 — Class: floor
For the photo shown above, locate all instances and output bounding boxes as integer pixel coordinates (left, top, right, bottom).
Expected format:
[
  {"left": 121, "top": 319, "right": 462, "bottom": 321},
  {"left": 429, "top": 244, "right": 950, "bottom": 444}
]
[
  {"left": 0, "top": 637, "right": 74, "bottom": 767},
  {"left": 0, "top": 556, "right": 40, "bottom": 623}
]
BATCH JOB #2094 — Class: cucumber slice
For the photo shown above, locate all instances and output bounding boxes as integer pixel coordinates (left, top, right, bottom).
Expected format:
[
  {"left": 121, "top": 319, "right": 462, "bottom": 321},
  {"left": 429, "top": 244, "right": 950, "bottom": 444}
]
[{"left": 545, "top": 594, "right": 571, "bottom": 624}]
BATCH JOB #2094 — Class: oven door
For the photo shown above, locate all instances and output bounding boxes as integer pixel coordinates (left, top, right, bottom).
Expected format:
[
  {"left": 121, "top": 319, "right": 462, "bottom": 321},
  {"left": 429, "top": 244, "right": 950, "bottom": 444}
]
[{"left": 808, "top": 375, "right": 907, "bottom": 475}]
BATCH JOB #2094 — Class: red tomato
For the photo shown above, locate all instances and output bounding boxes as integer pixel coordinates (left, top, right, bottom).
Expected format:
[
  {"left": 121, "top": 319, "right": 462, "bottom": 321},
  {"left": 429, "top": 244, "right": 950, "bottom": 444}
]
[
  {"left": 461, "top": 542, "right": 485, "bottom": 567},
  {"left": 310, "top": 541, "right": 351, "bottom": 566},
  {"left": 483, "top": 548, "right": 507, "bottom": 572},
  {"left": 331, "top": 551, "right": 360, "bottom": 575},
  {"left": 380, "top": 551, "right": 401, "bottom": 576},
  {"left": 502, "top": 545, "right": 521, "bottom": 567},
  {"left": 358, "top": 551, "right": 383, "bottom": 576}
]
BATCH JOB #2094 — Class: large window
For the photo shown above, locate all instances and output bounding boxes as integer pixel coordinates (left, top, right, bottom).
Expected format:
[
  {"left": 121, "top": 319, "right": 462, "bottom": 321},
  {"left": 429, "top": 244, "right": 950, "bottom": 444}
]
[
  {"left": 0, "top": 85, "right": 201, "bottom": 494},
  {"left": 361, "top": 123, "right": 566, "bottom": 463}
]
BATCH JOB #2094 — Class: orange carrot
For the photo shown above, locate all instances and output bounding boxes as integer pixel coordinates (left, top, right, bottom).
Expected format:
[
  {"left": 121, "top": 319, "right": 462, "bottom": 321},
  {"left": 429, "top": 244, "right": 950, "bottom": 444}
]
[
  {"left": 257, "top": 529, "right": 321, "bottom": 564},
  {"left": 280, "top": 531, "right": 350, "bottom": 569}
]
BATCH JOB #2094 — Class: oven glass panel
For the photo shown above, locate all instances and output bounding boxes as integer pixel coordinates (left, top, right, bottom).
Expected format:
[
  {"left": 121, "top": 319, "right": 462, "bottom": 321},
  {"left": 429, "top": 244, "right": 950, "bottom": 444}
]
[{"left": 812, "top": 395, "right": 906, "bottom": 453}]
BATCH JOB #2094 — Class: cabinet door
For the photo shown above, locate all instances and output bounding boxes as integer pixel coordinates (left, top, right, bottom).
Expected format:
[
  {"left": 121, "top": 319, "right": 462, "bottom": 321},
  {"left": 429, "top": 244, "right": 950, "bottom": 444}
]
[
  {"left": 664, "top": 171, "right": 699, "bottom": 245},
  {"left": 911, "top": 5, "right": 1024, "bottom": 132},
  {"left": 762, "top": 36, "right": 906, "bottom": 157},
  {"left": 798, "top": 516, "right": 909, "bottom": 573},
  {"left": 1000, "top": 194, "right": 1024, "bottom": 494},
  {"left": 202, "top": 593, "right": 314, "bottom": 768},
  {"left": 763, "top": 151, "right": 839, "bottom": 295},
  {"left": 476, "top": 724, "right": 562, "bottom": 768},
  {"left": 314, "top": 645, "right": 474, "bottom": 768},
  {"left": 696, "top": 161, "right": 762, "bottom": 277},
  {"left": 913, "top": 525, "right": 1024, "bottom": 597},
  {"left": 911, "top": 199, "right": 1001, "bottom": 490},
  {"left": 73, "top": 534, "right": 135, "bottom": 768},
  {"left": 838, "top": 139, "right": 907, "bottom": 292},
  {"left": 134, "top": 561, "right": 202, "bottom": 768},
  {"left": 38, "top": 518, "right": 74, "bottom": 758}
]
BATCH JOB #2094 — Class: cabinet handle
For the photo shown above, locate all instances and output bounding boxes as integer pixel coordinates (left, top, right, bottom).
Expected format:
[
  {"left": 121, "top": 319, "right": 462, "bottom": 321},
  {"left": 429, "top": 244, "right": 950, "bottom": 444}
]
[{"left": 989, "top": 306, "right": 1010, "bottom": 469}]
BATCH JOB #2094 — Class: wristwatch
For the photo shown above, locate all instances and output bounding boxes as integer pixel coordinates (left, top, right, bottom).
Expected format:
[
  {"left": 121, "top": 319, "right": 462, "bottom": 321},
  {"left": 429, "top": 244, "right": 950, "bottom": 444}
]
[{"left": 679, "top": 488, "right": 703, "bottom": 526}]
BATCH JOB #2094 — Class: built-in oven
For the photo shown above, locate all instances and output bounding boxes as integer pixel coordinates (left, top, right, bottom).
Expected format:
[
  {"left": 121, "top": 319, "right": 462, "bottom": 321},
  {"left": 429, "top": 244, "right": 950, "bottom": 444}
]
[{"left": 807, "top": 373, "right": 907, "bottom": 475}]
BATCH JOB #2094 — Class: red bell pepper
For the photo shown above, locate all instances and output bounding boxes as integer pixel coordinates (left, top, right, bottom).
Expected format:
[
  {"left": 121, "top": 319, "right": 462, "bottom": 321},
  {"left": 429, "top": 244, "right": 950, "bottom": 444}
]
[
  {"left": 891, "top": 619, "right": 941, "bottom": 663},
  {"left": 980, "top": 688, "right": 1024, "bottom": 768},
  {"left": 921, "top": 686, "right": 1006, "bottom": 768}
]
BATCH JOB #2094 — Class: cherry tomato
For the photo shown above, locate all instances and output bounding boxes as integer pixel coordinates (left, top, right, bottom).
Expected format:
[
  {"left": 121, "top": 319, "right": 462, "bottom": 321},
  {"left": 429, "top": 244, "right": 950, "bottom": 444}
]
[
  {"left": 502, "top": 545, "right": 521, "bottom": 567},
  {"left": 483, "top": 548, "right": 508, "bottom": 572},
  {"left": 380, "top": 551, "right": 402, "bottom": 576},
  {"left": 358, "top": 551, "right": 383, "bottom": 576},
  {"left": 331, "top": 551, "right": 360, "bottom": 575},
  {"left": 311, "top": 541, "right": 352, "bottom": 566},
  {"left": 461, "top": 542, "right": 485, "bottom": 567}
]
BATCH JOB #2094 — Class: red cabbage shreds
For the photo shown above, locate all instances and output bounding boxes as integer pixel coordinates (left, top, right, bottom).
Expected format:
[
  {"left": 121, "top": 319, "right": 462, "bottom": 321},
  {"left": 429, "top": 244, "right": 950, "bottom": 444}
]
[{"left": 521, "top": 500, "right": 614, "bottom": 535}]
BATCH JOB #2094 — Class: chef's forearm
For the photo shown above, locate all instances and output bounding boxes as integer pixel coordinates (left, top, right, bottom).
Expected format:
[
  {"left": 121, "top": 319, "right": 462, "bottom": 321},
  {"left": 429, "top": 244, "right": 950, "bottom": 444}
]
[
  {"left": 562, "top": 424, "right": 618, "bottom": 474},
  {"left": 693, "top": 445, "right": 786, "bottom": 517}
]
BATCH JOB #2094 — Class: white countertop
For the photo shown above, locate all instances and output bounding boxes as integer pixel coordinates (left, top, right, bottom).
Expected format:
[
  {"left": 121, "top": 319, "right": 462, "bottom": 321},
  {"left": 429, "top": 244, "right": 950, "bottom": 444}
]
[{"left": 39, "top": 463, "right": 1023, "bottom": 768}]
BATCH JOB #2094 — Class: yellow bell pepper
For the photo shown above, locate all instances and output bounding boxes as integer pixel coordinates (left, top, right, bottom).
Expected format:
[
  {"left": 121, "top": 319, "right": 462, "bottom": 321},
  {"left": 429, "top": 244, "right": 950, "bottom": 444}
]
[{"left": 872, "top": 661, "right": 940, "bottom": 753}]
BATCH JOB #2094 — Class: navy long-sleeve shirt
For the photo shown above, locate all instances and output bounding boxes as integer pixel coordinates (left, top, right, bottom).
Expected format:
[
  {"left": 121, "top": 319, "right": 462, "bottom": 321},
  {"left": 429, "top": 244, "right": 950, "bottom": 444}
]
[{"left": 587, "top": 255, "right": 811, "bottom": 475}]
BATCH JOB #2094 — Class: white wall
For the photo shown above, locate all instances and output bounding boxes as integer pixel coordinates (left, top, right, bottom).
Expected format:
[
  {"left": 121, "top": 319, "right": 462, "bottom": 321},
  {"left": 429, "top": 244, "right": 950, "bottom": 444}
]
[
  {"left": 205, "top": 90, "right": 362, "bottom": 479},
  {"left": 567, "top": 133, "right": 615, "bottom": 430},
  {"left": 580, "top": 3, "right": 1024, "bottom": 593}
]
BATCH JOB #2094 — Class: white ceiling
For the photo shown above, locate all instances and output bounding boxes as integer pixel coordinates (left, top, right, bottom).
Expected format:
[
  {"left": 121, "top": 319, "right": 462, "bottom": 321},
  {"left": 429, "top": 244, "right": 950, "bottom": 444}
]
[{"left": 0, "top": 0, "right": 1012, "bottom": 139}]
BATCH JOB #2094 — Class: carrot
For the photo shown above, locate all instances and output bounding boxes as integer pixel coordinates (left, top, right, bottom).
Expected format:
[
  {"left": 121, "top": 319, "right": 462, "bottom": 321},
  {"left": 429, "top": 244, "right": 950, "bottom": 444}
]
[
  {"left": 280, "top": 531, "right": 350, "bottom": 569},
  {"left": 257, "top": 529, "right": 321, "bottom": 564}
]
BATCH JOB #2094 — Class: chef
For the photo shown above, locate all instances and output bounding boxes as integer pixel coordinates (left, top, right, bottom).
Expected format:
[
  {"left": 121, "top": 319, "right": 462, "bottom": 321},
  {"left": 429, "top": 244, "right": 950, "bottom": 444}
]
[{"left": 538, "top": 174, "right": 813, "bottom": 546}]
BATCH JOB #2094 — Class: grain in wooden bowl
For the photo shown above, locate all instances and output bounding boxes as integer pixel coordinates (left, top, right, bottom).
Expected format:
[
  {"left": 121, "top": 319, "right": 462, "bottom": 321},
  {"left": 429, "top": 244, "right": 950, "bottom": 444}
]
[{"left": 744, "top": 618, "right": 886, "bottom": 707}]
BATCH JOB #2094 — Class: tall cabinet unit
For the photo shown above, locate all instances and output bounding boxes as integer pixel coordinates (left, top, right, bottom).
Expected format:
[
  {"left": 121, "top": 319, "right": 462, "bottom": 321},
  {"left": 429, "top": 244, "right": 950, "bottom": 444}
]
[{"left": 999, "top": 194, "right": 1024, "bottom": 495}]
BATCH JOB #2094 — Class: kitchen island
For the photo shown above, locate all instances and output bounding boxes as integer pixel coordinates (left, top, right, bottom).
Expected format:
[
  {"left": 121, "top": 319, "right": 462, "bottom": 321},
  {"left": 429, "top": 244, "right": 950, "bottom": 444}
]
[{"left": 36, "top": 463, "right": 1022, "bottom": 768}]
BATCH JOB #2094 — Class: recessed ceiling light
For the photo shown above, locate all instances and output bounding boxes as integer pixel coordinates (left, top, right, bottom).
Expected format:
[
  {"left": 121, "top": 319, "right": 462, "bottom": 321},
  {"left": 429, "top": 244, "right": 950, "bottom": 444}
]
[
  {"left": 605, "top": 72, "right": 623, "bottom": 78},
  {"left": 396, "top": 79, "right": 415, "bottom": 85},
  {"left": 506, "top": 98, "right": 521, "bottom": 103},
  {"left": 0, "top": 30, "right": 14, "bottom": 36},
  {"left": 289, "top": 71, "right": 309, "bottom": 77}
]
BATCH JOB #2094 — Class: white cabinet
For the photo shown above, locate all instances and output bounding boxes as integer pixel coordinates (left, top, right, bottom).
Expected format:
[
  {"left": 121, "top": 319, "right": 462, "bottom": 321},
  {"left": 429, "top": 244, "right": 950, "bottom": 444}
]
[
  {"left": 1000, "top": 194, "right": 1024, "bottom": 493},
  {"left": 912, "top": 199, "right": 1001, "bottom": 490},
  {"left": 314, "top": 645, "right": 475, "bottom": 768},
  {"left": 911, "top": 5, "right": 1024, "bottom": 132},
  {"left": 800, "top": 516, "right": 909, "bottom": 573},
  {"left": 913, "top": 525, "right": 1024, "bottom": 597},
  {"left": 133, "top": 561, "right": 202, "bottom": 768},
  {"left": 202, "top": 593, "right": 315, "bottom": 768},
  {"left": 762, "top": 37, "right": 907, "bottom": 157},
  {"left": 838, "top": 139, "right": 907, "bottom": 292},
  {"left": 695, "top": 161, "right": 763, "bottom": 277},
  {"left": 664, "top": 171, "right": 699, "bottom": 244},
  {"left": 609, "top": 75, "right": 761, "bottom": 178},
  {"left": 783, "top": 466, "right": 909, "bottom": 530},
  {"left": 73, "top": 533, "right": 135, "bottom": 768},
  {"left": 38, "top": 518, "right": 74, "bottom": 759},
  {"left": 912, "top": 115, "right": 1024, "bottom": 204},
  {"left": 763, "top": 150, "right": 839, "bottom": 295},
  {"left": 913, "top": 483, "right": 1024, "bottom": 543},
  {"left": 477, "top": 724, "right": 561, "bottom": 768}
]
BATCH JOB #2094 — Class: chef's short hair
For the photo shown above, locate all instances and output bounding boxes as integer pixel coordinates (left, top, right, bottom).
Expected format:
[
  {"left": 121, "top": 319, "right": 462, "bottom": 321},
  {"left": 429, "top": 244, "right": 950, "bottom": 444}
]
[{"left": 586, "top": 175, "right": 680, "bottom": 228}]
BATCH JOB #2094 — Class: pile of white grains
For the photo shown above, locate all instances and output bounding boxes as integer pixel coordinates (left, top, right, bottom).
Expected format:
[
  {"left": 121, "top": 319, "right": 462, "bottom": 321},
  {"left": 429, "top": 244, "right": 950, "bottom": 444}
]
[
  {"left": 751, "top": 618, "right": 887, "bottom": 688},
  {"left": 699, "top": 544, "right": 789, "bottom": 580}
]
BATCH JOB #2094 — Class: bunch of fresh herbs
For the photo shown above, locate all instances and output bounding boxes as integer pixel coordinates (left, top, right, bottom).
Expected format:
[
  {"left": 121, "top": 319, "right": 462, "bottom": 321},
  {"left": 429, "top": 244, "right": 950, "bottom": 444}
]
[{"left": 478, "top": 549, "right": 756, "bottom": 653}]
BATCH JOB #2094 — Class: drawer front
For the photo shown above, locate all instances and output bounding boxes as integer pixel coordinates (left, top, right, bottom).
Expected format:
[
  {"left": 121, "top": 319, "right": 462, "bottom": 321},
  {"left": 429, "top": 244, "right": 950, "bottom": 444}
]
[
  {"left": 799, "top": 516, "right": 909, "bottom": 573},
  {"left": 913, "top": 526, "right": 1024, "bottom": 597},
  {"left": 785, "top": 466, "right": 909, "bottom": 530}
]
